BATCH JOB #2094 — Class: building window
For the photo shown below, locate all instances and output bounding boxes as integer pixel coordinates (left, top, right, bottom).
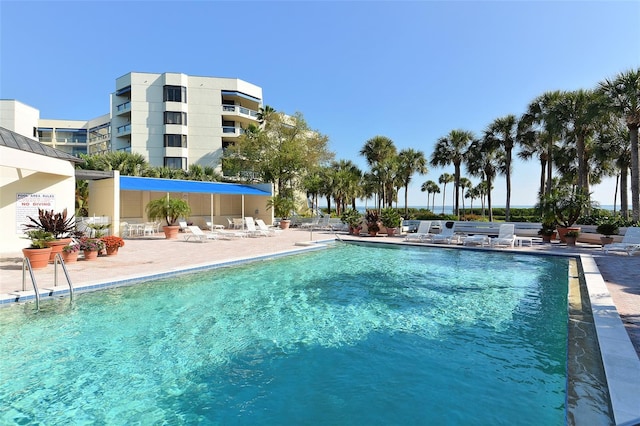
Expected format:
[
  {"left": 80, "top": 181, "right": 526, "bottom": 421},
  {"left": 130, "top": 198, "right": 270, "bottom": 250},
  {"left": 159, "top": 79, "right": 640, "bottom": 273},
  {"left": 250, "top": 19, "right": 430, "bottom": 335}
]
[
  {"left": 163, "top": 85, "right": 187, "bottom": 103},
  {"left": 164, "top": 157, "right": 186, "bottom": 169},
  {"left": 164, "top": 111, "right": 187, "bottom": 125},
  {"left": 164, "top": 134, "right": 187, "bottom": 148}
]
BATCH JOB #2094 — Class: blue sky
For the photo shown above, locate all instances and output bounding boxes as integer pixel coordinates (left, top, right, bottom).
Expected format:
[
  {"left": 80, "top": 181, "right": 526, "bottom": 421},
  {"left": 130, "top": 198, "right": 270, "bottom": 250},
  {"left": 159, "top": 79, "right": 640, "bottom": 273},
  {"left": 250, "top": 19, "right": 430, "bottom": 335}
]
[{"left": 1, "top": 1, "right": 639, "bottom": 208}]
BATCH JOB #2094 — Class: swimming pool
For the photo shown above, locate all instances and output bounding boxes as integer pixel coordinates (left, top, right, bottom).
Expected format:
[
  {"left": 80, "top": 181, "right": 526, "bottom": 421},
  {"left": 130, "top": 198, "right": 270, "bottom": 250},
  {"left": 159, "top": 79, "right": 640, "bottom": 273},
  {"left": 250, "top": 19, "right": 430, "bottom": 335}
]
[{"left": 0, "top": 243, "right": 605, "bottom": 424}]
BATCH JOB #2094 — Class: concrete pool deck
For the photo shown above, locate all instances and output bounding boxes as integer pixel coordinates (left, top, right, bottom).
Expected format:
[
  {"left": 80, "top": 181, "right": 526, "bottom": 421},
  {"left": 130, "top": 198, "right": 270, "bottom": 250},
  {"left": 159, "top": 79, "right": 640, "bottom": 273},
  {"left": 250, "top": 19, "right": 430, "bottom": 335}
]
[{"left": 1, "top": 228, "right": 639, "bottom": 424}]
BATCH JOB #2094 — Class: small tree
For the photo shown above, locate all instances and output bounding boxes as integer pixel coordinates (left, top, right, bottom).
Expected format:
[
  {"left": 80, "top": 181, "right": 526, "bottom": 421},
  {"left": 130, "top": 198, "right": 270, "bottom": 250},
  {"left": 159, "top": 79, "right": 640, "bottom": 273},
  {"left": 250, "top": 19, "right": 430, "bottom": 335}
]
[{"left": 145, "top": 196, "right": 192, "bottom": 226}]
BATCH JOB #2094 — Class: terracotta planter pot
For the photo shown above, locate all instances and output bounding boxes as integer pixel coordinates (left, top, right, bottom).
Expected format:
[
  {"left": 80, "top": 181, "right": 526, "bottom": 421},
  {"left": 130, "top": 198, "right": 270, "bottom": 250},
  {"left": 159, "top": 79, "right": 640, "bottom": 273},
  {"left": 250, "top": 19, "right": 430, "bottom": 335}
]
[
  {"left": 162, "top": 225, "right": 181, "bottom": 239},
  {"left": 556, "top": 227, "right": 580, "bottom": 243},
  {"left": 386, "top": 227, "right": 397, "bottom": 237},
  {"left": 46, "top": 238, "right": 72, "bottom": 262},
  {"left": 61, "top": 250, "right": 79, "bottom": 263},
  {"left": 83, "top": 250, "right": 99, "bottom": 261},
  {"left": 565, "top": 236, "right": 577, "bottom": 246},
  {"left": 600, "top": 236, "right": 614, "bottom": 246},
  {"left": 279, "top": 220, "right": 291, "bottom": 230},
  {"left": 106, "top": 247, "right": 119, "bottom": 256},
  {"left": 22, "top": 247, "right": 53, "bottom": 269}
]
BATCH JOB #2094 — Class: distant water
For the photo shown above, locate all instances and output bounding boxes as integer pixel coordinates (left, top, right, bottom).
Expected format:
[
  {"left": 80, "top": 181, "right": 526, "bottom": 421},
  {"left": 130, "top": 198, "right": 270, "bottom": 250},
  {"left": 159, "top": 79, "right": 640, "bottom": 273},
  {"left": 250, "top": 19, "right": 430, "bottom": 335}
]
[{"left": 352, "top": 205, "right": 619, "bottom": 215}]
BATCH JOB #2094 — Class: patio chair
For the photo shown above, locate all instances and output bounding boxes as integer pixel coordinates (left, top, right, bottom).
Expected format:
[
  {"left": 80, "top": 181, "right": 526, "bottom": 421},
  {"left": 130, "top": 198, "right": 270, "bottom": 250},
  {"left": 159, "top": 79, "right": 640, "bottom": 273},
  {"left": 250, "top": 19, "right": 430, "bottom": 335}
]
[
  {"left": 428, "top": 222, "right": 462, "bottom": 244},
  {"left": 255, "top": 219, "right": 282, "bottom": 236},
  {"left": 463, "top": 232, "right": 491, "bottom": 247},
  {"left": 183, "top": 226, "right": 218, "bottom": 242},
  {"left": 404, "top": 221, "right": 433, "bottom": 242},
  {"left": 603, "top": 227, "right": 640, "bottom": 256},
  {"left": 232, "top": 218, "right": 245, "bottom": 229},
  {"left": 300, "top": 216, "right": 320, "bottom": 229},
  {"left": 243, "top": 217, "right": 268, "bottom": 237},
  {"left": 490, "top": 224, "right": 516, "bottom": 248}
]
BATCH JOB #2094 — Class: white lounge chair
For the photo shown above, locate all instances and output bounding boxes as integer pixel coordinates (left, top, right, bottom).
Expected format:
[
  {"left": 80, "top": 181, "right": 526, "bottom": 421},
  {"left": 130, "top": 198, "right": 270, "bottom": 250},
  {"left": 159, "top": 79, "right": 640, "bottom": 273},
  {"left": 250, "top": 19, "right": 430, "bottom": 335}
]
[
  {"left": 404, "top": 221, "right": 433, "bottom": 242},
  {"left": 429, "top": 222, "right": 461, "bottom": 244},
  {"left": 603, "top": 227, "right": 640, "bottom": 256},
  {"left": 244, "top": 217, "right": 268, "bottom": 237},
  {"left": 490, "top": 224, "right": 516, "bottom": 248},
  {"left": 183, "top": 226, "right": 218, "bottom": 242},
  {"left": 255, "top": 219, "right": 282, "bottom": 236},
  {"left": 463, "top": 232, "right": 491, "bottom": 247}
]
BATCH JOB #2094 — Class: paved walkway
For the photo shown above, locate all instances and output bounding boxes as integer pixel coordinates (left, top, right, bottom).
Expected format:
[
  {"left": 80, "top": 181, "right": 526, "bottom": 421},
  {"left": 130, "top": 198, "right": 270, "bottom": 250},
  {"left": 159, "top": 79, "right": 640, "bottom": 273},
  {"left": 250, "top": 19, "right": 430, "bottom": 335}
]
[{"left": 1, "top": 229, "right": 639, "bottom": 357}]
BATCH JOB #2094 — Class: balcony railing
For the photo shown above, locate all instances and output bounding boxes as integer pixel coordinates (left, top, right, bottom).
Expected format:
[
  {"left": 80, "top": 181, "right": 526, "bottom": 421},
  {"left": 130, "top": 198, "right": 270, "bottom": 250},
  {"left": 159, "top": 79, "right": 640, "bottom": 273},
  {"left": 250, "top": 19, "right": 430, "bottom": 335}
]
[
  {"left": 117, "top": 124, "right": 131, "bottom": 135},
  {"left": 222, "top": 105, "right": 259, "bottom": 119},
  {"left": 116, "top": 101, "right": 131, "bottom": 114},
  {"left": 222, "top": 126, "right": 247, "bottom": 136}
]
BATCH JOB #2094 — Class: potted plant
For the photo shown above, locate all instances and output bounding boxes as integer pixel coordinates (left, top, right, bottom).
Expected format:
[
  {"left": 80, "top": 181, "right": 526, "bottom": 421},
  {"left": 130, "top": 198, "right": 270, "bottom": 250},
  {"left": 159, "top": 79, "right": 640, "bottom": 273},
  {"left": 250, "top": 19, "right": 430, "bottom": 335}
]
[
  {"left": 61, "top": 243, "right": 80, "bottom": 263},
  {"left": 267, "top": 195, "right": 296, "bottom": 229},
  {"left": 23, "top": 208, "right": 77, "bottom": 261},
  {"left": 538, "top": 214, "right": 557, "bottom": 243},
  {"left": 564, "top": 229, "right": 580, "bottom": 246},
  {"left": 380, "top": 208, "right": 402, "bottom": 237},
  {"left": 101, "top": 235, "right": 125, "bottom": 255},
  {"left": 596, "top": 221, "right": 619, "bottom": 245},
  {"left": 340, "top": 209, "right": 363, "bottom": 235},
  {"left": 78, "top": 237, "right": 105, "bottom": 261},
  {"left": 21, "top": 230, "right": 54, "bottom": 269},
  {"left": 365, "top": 210, "right": 381, "bottom": 236},
  {"left": 145, "top": 196, "right": 192, "bottom": 239},
  {"left": 539, "top": 187, "right": 591, "bottom": 242}
]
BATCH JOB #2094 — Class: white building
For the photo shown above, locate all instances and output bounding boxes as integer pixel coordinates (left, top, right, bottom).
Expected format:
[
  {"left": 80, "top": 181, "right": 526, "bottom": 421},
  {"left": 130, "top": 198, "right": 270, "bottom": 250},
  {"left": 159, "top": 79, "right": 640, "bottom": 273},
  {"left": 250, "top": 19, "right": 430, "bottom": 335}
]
[{"left": 2, "top": 71, "right": 263, "bottom": 174}]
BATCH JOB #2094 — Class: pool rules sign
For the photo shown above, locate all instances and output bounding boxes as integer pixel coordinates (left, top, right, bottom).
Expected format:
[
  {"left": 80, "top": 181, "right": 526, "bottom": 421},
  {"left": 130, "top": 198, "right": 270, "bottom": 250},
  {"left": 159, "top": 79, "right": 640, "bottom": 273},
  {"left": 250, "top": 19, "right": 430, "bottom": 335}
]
[{"left": 16, "top": 193, "right": 55, "bottom": 234}]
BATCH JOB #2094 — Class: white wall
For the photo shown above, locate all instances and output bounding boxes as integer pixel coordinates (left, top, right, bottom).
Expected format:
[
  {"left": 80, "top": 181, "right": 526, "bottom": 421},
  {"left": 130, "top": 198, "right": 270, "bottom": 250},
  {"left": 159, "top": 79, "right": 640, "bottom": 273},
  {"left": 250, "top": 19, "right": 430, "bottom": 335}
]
[{"left": 0, "top": 146, "right": 76, "bottom": 254}]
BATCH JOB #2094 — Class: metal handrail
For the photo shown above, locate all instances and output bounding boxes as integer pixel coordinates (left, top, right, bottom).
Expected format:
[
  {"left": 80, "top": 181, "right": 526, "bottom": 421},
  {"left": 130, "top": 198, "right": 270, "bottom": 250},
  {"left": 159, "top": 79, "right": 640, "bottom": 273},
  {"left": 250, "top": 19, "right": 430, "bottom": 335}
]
[
  {"left": 21, "top": 258, "right": 40, "bottom": 311},
  {"left": 53, "top": 254, "right": 74, "bottom": 302}
]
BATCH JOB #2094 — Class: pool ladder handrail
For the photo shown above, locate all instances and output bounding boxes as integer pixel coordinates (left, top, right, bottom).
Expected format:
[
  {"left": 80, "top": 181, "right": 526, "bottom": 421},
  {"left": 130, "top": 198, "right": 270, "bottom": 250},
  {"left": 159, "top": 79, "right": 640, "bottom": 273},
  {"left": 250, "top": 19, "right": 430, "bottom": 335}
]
[
  {"left": 21, "top": 257, "right": 40, "bottom": 311},
  {"left": 53, "top": 253, "right": 75, "bottom": 302},
  {"left": 21, "top": 254, "right": 75, "bottom": 311}
]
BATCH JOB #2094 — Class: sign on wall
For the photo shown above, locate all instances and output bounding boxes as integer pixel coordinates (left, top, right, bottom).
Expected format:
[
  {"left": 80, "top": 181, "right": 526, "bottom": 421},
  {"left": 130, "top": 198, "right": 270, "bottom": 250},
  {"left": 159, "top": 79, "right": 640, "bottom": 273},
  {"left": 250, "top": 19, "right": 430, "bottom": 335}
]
[{"left": 16, "top": 193, "right": 55, "bottom": 234}]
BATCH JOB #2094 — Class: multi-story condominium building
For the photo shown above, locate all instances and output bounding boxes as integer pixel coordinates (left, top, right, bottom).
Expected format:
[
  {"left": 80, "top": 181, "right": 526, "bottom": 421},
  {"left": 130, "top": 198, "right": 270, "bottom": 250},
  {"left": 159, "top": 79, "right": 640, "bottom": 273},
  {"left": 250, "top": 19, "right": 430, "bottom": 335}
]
[
  {"left": 111, "top": 72, "right": 263, "bottom": 171},
  {"left": 1, "top": 71, "right": 264, "bottom": 174}
]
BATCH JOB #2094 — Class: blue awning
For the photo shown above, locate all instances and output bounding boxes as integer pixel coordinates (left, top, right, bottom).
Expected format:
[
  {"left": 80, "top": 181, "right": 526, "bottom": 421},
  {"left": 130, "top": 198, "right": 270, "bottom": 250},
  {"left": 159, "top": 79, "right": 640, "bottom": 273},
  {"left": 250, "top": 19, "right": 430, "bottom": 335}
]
[{"left": 119, "top": 176, "right": 271, "bottom": 196}]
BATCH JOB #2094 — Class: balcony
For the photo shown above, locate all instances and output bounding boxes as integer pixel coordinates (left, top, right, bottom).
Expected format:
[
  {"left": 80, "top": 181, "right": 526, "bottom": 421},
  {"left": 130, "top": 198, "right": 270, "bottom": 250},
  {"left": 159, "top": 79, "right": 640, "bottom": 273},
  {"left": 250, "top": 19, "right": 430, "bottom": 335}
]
[
  {"left": 116, "top": 123, "right": 131, "bottom": 137},
  {"left": 222, "top": 126, "right": 245, "bottom": 137},
  {"left": 115, "top": 101, "right": 131, "bottom": 116},
  {"left": 221, "top": 105, "right": 259, "bottom": 120}
]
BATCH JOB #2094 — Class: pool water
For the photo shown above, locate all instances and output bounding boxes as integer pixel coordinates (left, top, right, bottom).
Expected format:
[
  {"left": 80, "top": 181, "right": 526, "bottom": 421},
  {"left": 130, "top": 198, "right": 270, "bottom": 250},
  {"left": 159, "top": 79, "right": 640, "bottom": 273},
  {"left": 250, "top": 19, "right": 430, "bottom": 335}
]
[{"left": 0, "top": 243, "right": 570, "bottom": 424}]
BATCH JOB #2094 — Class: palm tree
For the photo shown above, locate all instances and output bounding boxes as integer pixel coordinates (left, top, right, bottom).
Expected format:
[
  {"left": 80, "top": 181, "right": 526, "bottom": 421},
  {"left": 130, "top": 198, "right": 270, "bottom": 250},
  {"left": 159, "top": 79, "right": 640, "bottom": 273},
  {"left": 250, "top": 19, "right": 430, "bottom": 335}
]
[
  {"left": 458, "top": 177, "right": 472, "bottom": 218},
  {"left": 599, "top": 69, "right": 640, "bottom": 222},
  {"left": 360, "top": 136, "right": 397, "bottom": 209},
  {"left": 517, "top": 122, "right": 551, "bottom": 199},
  {"left": 595, "top": 120, "right": 631, "bottom": 216},
  {"left": 521, "top": 91, "right": 564, "bottom": 197},
  {"left": 430, "top": 129, "right": 475, "bottom": 218},
  {"left": 397, "top": 148, "right": 428, "bottom": 216},
  {"left": 256, "top": 105, "right": 276, "bottom": 124},
  {"left": 466, "top": 137, "right": 500, "bottom": 221},
  {"left": 555, "top": 89, "right": 607, "bottom": 195},
  {"left": 420, "top": 180, "right": 440, "bottom": 212},
  {"left": 438, "top": 173, "right": 454, "bottom": 214},
  {"left": 484, "top": 115, "right": 518, "bottom": 220}
]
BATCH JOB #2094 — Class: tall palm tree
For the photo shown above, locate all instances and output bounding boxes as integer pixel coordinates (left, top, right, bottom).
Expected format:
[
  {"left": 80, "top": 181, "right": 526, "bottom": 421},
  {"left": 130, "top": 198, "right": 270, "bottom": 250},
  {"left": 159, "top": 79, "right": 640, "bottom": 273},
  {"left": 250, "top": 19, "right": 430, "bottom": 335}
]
[
  {"left": 600, "top": 69, "right": 640, "bottom": 222},
  {"left": 458, "top": 177, "right": 472, "bottom": 217},
  {"left": 420, "top": 180, "right": 440, "bottom": 212},
  {"left": 256, "top": 105, "right": 276, "bottom": 124},
  {"left": 360, "top": 136, "right": 397, "bottom": 209},
  {"left": 430, "top": 129, "right": 475, "bottom": 218},
  {"left": 595, "top": 120, "right": 631, "bottom": 216},
  {"left": 438, "top": 173, "right": 454, "bottom": 214},
  {"left": 521, "top": 91, "right": 564, "bottom": 197},
  {"left": 485, "top": 115, "right": 518, "bottom": 220},
  {"left": 517, "top": 122, "right": 551, "bottom": 199},
  {"left": 397, "top": 148, "right": 428, "bottom": 216},
  {"left": 466, "top": 138, "right": 500, "bottom": 221},
  {"left": 555, "top": 89, "right": 607, "bottom": 194}
]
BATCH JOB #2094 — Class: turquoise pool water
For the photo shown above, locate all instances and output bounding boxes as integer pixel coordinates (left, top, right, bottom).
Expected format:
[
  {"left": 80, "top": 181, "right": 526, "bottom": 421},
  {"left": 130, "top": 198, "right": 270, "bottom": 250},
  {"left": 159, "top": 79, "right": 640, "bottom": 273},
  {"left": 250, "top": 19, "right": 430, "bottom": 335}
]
[{"left": 0, "top": 243, "right": 569, "bottom": 425}]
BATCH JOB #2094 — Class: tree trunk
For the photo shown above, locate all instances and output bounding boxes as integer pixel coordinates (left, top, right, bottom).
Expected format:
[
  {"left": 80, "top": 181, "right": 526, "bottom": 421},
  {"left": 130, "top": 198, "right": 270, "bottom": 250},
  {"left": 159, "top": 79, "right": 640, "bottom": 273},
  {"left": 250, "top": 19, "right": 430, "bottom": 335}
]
[
  {"left": 454, "top": 165, "right": 461, "bottom": 219},
  {"left": 629, "top": 125, "right": 640, "bottom": 222},
  {"left": 505, "top": 149, "right": 512, "bottom": 221}
]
